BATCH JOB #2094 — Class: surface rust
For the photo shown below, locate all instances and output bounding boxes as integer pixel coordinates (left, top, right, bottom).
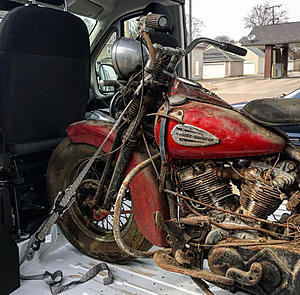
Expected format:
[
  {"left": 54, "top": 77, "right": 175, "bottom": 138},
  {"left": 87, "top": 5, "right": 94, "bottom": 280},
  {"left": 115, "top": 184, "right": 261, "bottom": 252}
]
[
  {"left": 153, "top": 252, "right": 234, "bottom": 285},
  {"left": 286, "top": 191, "right": 300, "bottom": 211}
]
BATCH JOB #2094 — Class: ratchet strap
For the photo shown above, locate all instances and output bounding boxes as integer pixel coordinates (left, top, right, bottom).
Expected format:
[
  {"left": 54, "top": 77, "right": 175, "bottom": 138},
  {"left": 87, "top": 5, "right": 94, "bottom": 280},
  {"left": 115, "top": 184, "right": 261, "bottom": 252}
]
[
  {"left": 21, "top": 262, "right": 113, "bottom": 295},
  {"left": 159, "top": 100, "right": 169, "bottom": 192},
  {"left": 19, "top": 144, "right": 115, "bottom": 293},
  {"left": 18, "top": 100, "right": 135, "bottom": 293}
]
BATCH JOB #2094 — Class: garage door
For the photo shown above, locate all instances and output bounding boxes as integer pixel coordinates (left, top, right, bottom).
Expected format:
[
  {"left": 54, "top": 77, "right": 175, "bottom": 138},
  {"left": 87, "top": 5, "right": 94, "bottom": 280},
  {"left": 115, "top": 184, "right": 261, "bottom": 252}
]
[
  {"left": 203, "top": 63, "right": 225, "bottom": 79},
  {"left": 244, "top": 62, "right": 256, "bottom": 75}
]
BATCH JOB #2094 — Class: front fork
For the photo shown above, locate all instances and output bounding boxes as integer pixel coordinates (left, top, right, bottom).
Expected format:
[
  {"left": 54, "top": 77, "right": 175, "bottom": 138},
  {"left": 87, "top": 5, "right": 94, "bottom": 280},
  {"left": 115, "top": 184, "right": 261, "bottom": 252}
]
[{"left": 101, "top": 107, "right": 146, "bottom": 211}]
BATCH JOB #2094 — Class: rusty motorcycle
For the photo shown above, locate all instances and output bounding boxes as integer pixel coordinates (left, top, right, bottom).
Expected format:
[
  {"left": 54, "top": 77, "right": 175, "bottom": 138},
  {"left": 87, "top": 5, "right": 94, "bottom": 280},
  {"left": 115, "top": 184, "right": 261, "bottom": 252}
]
[{"left": 47, "top": 13, "right": 300, "bottom": 295}]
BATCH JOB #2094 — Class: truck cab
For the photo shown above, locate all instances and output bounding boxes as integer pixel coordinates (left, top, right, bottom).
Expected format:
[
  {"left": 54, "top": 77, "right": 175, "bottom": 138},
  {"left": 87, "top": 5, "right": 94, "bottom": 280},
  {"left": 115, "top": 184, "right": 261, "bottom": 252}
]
[{"left": 0, "top": 1, "right": 185, "bottom": 294}]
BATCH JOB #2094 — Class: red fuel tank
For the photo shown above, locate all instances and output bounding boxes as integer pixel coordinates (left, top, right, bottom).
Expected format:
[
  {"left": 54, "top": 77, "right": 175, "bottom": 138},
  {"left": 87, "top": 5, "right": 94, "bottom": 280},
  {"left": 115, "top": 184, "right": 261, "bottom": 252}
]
[{"left": 155, "top": 100, "right": 285, "bottom": 160}]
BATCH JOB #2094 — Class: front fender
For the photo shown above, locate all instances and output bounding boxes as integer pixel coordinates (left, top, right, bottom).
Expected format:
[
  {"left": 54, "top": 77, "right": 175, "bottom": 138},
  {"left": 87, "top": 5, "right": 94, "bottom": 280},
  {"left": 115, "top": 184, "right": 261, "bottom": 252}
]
[{"left": 66, "top": 120, "right": 169, "bottom": 247}]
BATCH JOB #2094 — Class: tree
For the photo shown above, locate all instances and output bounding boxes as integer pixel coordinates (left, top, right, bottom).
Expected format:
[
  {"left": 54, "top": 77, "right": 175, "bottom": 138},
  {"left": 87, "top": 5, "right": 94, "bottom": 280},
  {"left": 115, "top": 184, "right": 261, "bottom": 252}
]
[
  {"left": 243, "top": 3, "right": 288, "bottom": 29},
  {"left": 186, "top": 15, "right": 204, "bottom": 41},
  {"left": 215, "top": 35, "right": 235, "bottom": 44}
]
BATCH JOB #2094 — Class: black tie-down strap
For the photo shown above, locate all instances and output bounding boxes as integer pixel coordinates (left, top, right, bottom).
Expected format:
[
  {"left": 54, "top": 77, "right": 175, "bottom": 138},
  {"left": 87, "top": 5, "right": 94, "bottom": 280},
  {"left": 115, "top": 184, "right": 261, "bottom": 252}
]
[
  {"left": 21, "top": 262, "right": 113, "bottom": 295},
  {"left": 18, "top": 104, "right": 134, "bottom": 293}
]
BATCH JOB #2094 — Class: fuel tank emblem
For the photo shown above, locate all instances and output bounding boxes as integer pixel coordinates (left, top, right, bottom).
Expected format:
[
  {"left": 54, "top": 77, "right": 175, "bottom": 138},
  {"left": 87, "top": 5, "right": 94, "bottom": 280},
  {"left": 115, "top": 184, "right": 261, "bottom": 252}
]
[{"left": 171, "top": 124, "right": 220, "bottom": 147}]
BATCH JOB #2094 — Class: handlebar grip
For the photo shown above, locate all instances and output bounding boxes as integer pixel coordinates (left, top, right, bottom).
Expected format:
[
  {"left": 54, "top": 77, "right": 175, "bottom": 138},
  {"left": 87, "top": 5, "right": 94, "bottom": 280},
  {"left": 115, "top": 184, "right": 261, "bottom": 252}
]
[
  {"left": 220, "top": 42, "right": 247, "bottom": 56},
  {"left": 146, "top": 13, "right": 169, "bottom": 30}
]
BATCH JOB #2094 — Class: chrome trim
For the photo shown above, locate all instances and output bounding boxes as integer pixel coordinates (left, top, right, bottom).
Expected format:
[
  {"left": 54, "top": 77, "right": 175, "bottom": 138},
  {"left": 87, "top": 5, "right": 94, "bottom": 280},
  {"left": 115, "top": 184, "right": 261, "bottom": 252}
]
[
  {"left": 171, "top": 124, "right": 220, "bottom": 147},
  {"left": 112, "top": 37, "right": 149, "bottom": 79}
]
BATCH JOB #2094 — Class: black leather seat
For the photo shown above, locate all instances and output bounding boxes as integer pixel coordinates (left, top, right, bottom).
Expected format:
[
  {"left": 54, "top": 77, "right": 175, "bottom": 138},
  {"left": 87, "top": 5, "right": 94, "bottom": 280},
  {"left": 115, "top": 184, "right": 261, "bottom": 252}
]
[
  {"left": 143, "top": 2, "right": 179, "bottom": 48},
  {"left": 242, "top": 98, "right": 300, "bottom": 126},
  {"left": 0, "top": 4, "right": 90, "bottom": 154}
]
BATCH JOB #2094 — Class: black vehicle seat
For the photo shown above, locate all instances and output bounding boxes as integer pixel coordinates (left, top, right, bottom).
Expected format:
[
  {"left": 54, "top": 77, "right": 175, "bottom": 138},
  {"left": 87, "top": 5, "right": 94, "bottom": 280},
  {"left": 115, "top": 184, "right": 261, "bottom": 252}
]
[
  {"left": 242, "top": 98, "right": 300, "bottom": 126},
  {"left": 143, "top": 2, "right": 179, "bottom": 48},
  {"left": 0, "top": 3, "right": 90, "bottom": 154}
]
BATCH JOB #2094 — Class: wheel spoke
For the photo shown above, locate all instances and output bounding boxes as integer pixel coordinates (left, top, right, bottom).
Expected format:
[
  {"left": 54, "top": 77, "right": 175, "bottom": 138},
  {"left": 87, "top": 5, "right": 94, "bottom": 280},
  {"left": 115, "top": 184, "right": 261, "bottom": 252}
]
[
  {"left": 107, "top": 219, "right": 113, "bottom": 229},
  {"left": 91, "top": 167, "right": 100, "bottom": 180},
  {"left": 123, "top": 202, "right": 132, "bottom": 209},
  {"left": 74, "top": 156, "right": 134, "bottom": 239}
]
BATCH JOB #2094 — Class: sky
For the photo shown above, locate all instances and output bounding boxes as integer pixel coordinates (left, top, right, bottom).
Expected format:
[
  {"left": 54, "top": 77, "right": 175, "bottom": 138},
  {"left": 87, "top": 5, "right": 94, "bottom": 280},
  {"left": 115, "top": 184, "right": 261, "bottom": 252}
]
[{"left": 185, "top": 0, "right": 300, "bottom": 41}]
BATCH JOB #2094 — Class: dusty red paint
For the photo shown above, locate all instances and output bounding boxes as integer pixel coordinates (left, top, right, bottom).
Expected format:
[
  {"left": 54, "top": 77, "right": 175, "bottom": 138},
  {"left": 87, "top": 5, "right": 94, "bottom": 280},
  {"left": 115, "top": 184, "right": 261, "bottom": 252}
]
[
  {"left": 67, "top": 120, "right": 169, "bottom": 247},
  {"left": 169, "top": 78, "right": 232, "bottom": 109},
  {"left": 155, "top": 100, "right": 285, "bottom": 160}
]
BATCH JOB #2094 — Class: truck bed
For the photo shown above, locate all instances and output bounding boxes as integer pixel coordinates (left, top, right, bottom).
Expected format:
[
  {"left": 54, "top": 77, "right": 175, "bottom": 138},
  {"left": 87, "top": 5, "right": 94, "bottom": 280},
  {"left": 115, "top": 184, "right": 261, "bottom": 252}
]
[
  {"left": 13, "top": 225, "right": 240, "bottom": 295},
  {"left": 13, "top": 200, "right": 288, "bottom": 295}
]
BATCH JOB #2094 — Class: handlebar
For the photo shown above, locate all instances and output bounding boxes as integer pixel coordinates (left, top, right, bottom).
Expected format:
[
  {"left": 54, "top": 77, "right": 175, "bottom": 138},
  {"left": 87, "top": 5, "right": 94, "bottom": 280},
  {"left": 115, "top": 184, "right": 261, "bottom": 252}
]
[
  {"left": 144, "top": 36, "right": 247, "bottom": 75},
  {"left": 185, "top": 37, "right": 247, "bottom": 56},
  {"left": 140, "top": 14, "right": 246, "bottom": 58},
  {"left": 219, "top": 42, "right": 247, "bottom": 56}
]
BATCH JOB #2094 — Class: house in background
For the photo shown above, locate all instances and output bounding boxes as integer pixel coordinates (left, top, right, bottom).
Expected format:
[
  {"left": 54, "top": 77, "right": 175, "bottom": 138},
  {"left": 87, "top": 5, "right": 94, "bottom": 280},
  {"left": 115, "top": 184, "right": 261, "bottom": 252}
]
[
  {"left": 240, "top": 46, "right": 265, "bottom": 75},
  {"left": 242, "top": 21, "right": 300, "bottom": 78},
  {"left": 203, "top": 47, "right": 244, "bottom": 79},
  {"left": 191, "top": 44, "right": 205, "bottom": 80}
]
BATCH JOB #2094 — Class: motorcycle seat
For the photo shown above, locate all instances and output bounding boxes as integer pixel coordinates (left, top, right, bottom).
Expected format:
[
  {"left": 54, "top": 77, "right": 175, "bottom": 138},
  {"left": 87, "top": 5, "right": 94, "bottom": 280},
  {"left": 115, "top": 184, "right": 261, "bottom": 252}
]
[{"left": 241, "top": 98, "right": 300, "bottom": 126}]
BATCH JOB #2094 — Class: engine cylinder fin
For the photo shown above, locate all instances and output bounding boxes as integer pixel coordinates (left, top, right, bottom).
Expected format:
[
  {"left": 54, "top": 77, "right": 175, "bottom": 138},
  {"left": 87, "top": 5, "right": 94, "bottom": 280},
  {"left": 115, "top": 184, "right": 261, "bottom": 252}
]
[
  {"left": 240, "top": 181, "right": 282, "bottom": 219},
  {"left": 177, "top": 162, "right": 234, "bottom": 208}
]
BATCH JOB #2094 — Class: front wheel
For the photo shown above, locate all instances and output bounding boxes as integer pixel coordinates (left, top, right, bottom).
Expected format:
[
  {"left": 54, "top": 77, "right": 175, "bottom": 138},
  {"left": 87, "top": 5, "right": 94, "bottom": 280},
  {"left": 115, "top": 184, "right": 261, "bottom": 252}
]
[{"left": 47, "top": 137, "right": 152, "bottom": 264}]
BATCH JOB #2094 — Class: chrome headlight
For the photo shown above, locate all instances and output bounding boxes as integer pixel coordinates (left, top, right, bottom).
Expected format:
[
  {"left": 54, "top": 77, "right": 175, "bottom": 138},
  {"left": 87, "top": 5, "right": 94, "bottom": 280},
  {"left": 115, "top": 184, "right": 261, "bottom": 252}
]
[{"left": 112, "top": 37, "right": 149, "bottom": 79}]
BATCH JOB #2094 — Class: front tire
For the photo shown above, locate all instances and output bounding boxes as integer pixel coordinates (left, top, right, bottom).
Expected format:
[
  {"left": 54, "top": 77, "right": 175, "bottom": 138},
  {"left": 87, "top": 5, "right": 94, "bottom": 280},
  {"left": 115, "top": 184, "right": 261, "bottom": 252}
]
[{"left": 47, "top": 137, "right": 152, "bottom": 264}]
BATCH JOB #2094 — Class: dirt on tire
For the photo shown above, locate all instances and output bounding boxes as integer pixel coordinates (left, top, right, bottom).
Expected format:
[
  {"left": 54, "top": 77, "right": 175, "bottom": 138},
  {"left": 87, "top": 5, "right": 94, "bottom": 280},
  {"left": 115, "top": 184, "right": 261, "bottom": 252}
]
[{"left": 47, "top": 137, "right": 152, "bottom": 264}]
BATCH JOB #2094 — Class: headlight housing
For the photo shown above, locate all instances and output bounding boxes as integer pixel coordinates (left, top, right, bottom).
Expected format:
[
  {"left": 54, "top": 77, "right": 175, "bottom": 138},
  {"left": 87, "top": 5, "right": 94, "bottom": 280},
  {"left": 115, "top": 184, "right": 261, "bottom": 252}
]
[{"left": 112, "top": 37, "right": 149, "bottom": 79}]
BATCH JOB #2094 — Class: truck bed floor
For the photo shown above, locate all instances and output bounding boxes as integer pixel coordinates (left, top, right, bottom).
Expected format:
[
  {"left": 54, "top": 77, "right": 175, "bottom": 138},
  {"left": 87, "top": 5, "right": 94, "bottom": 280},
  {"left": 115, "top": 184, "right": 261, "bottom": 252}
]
[{"left": 13, "top": 225, "right": 239, "bottom": 295}]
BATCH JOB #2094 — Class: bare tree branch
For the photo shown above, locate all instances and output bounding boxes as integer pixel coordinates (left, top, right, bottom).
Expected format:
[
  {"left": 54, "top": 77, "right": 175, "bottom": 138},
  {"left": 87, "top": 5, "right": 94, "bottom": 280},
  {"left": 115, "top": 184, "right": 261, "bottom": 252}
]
[
  {"left": 215, "top": 35, "right": 235, "bottom": 44},
  {"left": 186, "top": 15, "right": 204, "bottom": 41},
  {"left": 244, "top": 2, "right": 288, "bottom": 29}
]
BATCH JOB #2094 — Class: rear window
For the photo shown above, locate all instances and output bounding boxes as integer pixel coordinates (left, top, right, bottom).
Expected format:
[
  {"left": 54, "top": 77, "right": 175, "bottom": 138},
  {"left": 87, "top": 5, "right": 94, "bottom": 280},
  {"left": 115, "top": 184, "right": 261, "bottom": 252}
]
[
  {"left": 0, "top": 10, "right": 8, "bottom": 22},
  {"left": 0, "top": 10, "right": 96, "bottom": 36},
  {"left": 77, "top": 15, "right": 97, "bottom": 35}
]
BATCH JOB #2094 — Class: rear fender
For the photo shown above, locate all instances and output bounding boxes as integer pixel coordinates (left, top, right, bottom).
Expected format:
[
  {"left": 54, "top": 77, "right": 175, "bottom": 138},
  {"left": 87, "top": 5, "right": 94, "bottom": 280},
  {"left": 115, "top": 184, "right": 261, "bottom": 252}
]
[{"left": 66, "top": 120, "right": 169, "bottom": 247}]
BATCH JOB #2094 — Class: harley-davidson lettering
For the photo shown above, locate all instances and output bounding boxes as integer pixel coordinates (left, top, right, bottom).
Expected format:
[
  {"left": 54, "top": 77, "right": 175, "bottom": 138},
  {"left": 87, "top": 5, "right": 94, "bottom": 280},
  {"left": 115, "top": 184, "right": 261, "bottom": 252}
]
[{"left": 171, "top": 124, "right": 220, "bottom": 146}]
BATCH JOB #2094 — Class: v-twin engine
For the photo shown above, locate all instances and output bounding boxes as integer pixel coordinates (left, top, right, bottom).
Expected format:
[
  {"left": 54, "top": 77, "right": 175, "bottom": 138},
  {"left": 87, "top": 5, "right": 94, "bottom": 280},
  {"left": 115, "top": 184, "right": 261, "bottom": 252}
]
[
  {"left": 167, "top": 156, "right": 300, "bottom": 294},
  {"left": 176, "top": 157, "right": 299, "bottom": 220},
  {"left": 176, "top": 161, "right": 235, "bottom": 210},
  {"left": 239, "top": 160, "right": 298, "bottom": 218}
]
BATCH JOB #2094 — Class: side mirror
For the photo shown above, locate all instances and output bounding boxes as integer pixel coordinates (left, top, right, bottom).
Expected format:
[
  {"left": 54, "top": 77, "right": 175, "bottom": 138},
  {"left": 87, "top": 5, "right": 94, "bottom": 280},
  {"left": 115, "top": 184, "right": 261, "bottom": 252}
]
[{"left": 97, "top": 63, "right": 118, "bottom": 94}]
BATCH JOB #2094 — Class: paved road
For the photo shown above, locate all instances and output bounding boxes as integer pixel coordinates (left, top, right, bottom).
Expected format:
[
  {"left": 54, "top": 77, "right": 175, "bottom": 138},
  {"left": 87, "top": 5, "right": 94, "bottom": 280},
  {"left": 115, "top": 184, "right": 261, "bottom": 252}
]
[{"left": 200, "top": 72, "right": 300, "bottom": 104}]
